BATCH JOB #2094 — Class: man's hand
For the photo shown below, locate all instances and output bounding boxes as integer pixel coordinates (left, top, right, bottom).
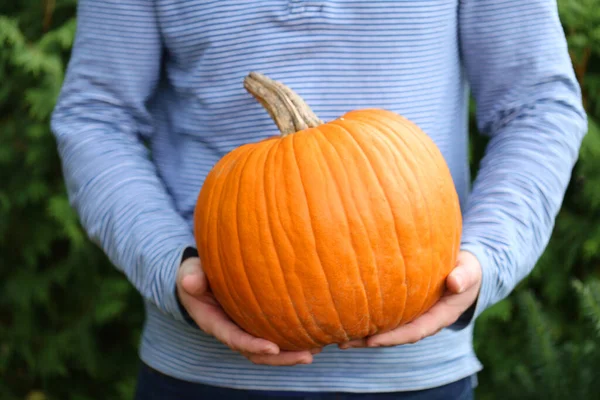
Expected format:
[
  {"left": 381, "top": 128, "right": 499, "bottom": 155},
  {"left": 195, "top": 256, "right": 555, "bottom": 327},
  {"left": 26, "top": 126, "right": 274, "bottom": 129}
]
[
  {"left": 338, "top": 250, "right": 482, "bottom": 349},
  {"left": 177, "top": 257, "right": 321, "bottom": 365}
]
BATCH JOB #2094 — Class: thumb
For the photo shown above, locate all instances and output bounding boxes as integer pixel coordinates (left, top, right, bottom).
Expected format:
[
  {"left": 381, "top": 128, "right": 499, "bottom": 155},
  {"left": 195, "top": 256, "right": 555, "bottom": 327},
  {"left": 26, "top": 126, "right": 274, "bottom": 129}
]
[
  {"left": 178, "top": 258, "right": 208, "bottom": 297},
  {"left": 446, "top": 253, "right": 481, "bottom": 294}
]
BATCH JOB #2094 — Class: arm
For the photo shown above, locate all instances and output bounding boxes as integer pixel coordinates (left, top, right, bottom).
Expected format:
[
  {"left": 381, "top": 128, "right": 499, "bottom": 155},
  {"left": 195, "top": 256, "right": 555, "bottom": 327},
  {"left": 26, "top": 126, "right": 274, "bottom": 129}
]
[
  {"left": 50, "top": 0, "right": 196, "bottom": 322},
  {"left": 457, "top": 0, "right": 588, "bottom": 324},
  {"left": 340, "top": 0, "right": 587, "bottom": 348},
  {"left": 51, "top": 1, "right": 320, "bottom": 366}
]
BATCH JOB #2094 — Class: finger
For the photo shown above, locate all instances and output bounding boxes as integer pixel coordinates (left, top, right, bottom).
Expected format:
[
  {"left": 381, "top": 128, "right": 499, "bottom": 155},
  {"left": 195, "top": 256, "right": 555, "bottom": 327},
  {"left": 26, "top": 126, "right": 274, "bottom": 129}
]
[
  {"left": 204, "top": 312, "right": 279, "bottom": 355},
  {"left": 446, "top": 263, "right": 478, "bottom": 294},
  {"left": 202, "top": 292, "right": 220, "bottom": 307},
  {"left": 181, "top": 272, "right": 207, "bottom": 296},
  {"left": 246, "top": 350, "right": 316, "bottom": 366},
  {"left": 368, "top": 302, "right": 459, "bottom": 347},
  {"left": 178, "top": 261, "right": 208, "bottom": 296},
  {"left": 338, "top": 338, "right": 368, "bottom": 349}
]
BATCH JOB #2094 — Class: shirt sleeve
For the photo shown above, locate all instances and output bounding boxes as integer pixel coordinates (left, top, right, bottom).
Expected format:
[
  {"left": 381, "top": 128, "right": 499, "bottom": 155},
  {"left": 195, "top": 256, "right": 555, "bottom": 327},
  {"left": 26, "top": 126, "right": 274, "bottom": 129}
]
[
  {"left": 452, "top": 0, "right": 588, "bottom": 327},
  {"left": 50, "top": 0, "right": 196, "bottom": 322}
]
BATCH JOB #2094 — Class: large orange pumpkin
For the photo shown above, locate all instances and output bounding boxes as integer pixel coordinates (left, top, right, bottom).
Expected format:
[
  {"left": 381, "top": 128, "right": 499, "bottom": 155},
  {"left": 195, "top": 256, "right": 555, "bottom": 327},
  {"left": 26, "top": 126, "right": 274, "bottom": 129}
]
[{"left": 193, "top": 72, "right": 462, "bottom": 351}]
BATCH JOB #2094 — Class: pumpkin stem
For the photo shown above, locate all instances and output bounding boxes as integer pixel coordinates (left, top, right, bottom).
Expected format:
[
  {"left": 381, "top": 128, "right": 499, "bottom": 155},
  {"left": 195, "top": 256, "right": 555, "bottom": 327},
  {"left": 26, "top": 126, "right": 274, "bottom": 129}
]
[{"left": 244, "top": 72, "right": 323, "bottom": 137}]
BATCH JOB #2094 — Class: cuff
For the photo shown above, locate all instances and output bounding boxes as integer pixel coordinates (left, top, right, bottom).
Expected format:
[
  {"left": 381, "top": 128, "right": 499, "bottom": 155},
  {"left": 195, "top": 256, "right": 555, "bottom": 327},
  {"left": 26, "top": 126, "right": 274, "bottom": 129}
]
[
  {"left": 159, "top": 243, "right": 197, "bottom": 324},
  {"left": 175, "top": 247, "right": 200, "bottom": 328},
  {"left": 447, "top": 242, "right": 496, "bottom": 330}
]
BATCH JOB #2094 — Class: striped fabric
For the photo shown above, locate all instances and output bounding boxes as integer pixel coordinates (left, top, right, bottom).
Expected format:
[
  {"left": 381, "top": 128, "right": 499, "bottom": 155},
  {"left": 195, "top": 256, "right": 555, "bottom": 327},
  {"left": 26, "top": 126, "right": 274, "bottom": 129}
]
[{"left": 51, "top": 0, "right": 587, "bottom": 393}]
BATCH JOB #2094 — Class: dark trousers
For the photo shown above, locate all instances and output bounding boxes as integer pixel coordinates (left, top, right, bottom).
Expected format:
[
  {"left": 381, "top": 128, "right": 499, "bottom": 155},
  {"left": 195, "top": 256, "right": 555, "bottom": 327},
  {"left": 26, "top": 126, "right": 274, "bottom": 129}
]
[{"left": 134, "top": 362, "right": 474, "bottom": 400}]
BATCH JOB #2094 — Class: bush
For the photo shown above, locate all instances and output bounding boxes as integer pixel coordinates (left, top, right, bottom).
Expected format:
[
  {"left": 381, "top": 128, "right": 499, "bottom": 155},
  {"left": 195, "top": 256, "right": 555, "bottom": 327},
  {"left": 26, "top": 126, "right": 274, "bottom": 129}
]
[
  {"left": 0, "top": 2, "right": 143, "bottom": 399},
  {"left": 471, "top": 1, "right": 600, "bottom": 398},
  {"left": 1, "top": 1, "right": 598, "bottom": 399}
]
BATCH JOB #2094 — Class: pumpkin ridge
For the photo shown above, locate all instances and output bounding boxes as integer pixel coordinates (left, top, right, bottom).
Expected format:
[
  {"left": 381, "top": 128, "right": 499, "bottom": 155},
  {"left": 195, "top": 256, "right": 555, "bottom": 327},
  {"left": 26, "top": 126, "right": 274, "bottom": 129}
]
[
  {"left": 322, "top": 123, "right": 390, "bottom": 331},
  {"left": 215, "top": 147, "right": 269, "bottom": 338},
  {"left": 366, "top": 112, "right": 460, "bottom": 315},
  {"left": 262, "top": 138, "right": 325, "bottom": 348},
  {"left": 361, "top": 126, "right": 423, "bottom": 326},
  {"left": 206, "top": 151, "right": 258, "bottom": 335},
  {"left": 354, "top": 114, "right": 446, "bottom": 319},
  {"left": 334, "top": 118, "right": 423, "bottom": 327},
  {"left": 290, "top": 131, "right": 350, "bottom": 342},
  {"left": 373, "top": 112, "right": 460, "bottom": 310},
  {"left": 398, "top": 118, "right": 462, "bottom": 311},
  {"left": 348, "top": 113, "right": 438, "bottom": 321},
  {"left": 328, "top": 122, "right": 390, "bottom": 329},
  {"left": 229, "top": 142, "right": 299, "bottom": 347},
  {"left": 311, "top": 126, "right": 372, "bottom": 338},
  {"left": 256, "top": 138, "right": 307, "bottom": 347},
  {"left": 316, "top": 125, "right": 389, "bottom": 333},
  {"left": 377, "top": 119, "right": 438, "bottom": 319},
  {"left": 340, "top": 119, "right": 422, "bottom": 327},
  {"left": 277, "top": 136, "right": 341, "bottom": 346},
  {"left": 205, "top": 153, "right": 258, "bottom": 327},
  {"left": 329, "top": 119, "right": 409, "bottom": 330}
]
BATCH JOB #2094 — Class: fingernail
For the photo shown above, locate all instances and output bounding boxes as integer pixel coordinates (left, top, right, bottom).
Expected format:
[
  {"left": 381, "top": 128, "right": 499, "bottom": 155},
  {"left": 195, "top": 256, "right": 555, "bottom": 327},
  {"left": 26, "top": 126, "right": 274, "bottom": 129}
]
[
  {"left": 180, "top": 263, "right": 198, "bottom": 277},
  {"left": 452, "top": 272, "right": 464, "bottom": 293}
]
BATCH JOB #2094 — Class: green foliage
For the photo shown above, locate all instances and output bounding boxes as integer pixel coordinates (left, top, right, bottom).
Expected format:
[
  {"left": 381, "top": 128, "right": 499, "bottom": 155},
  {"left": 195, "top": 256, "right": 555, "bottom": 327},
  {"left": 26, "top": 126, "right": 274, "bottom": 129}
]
[
  {"left": 0, "top": 2, "right": 143, "bottom": 400},
  {"left": 1, "top": 0, "right": 599, "bottom": 399},
  {"left": 474, "top": 281, "right": 600, "bottom": 400},
  {"left": 472, "top": 1, "right": 600, "bottom": 398}
]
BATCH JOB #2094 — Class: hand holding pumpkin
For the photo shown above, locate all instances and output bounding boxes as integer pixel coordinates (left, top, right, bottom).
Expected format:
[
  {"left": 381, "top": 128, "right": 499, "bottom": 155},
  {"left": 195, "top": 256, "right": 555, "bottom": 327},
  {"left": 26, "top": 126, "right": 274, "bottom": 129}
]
[
  {"left": 339, "top": 251, "right": 482, "bottom": 349},
  {"left": 176, "top": 257, "right": 322, "bottom": 365},
  {"left": 192, "top": 72, "right": 467, "bottom": 353}
]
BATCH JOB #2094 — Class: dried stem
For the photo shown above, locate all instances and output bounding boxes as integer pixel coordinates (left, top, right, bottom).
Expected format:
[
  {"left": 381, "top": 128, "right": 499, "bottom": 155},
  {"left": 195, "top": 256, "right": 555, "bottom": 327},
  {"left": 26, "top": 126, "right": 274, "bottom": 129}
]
[{"left": 243, "top": 72, "right": 323, "bottom": 137}]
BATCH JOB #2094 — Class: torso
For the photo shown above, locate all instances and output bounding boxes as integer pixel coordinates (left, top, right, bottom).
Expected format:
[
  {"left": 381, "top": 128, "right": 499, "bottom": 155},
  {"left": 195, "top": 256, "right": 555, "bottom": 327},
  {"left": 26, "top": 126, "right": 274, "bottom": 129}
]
[{"left": 148, "top": 0, "right": 469, "bottom": 226}]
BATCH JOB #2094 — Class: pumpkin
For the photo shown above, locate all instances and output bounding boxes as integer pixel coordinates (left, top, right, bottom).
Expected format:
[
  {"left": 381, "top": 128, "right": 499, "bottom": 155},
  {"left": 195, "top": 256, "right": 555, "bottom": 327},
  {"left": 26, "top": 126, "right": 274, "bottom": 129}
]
[{"left": 193, "top": 72, "right": 462, "bottom": 351}]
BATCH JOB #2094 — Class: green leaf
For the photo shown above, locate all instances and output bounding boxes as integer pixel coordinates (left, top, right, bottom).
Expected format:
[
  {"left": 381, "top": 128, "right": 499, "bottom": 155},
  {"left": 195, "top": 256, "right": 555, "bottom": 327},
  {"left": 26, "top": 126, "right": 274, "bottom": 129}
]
[
  {"left": 479, "top": 298, "right": 513, "bottom": 322},
  {"left": 25, "top": 391, "right": 47, "bottom": 400},
  {"left": 573, "top": 279, "right": 600, "bottom": 334},
  {"left": 0, "top": 16, "right": 25, "bottom": 48},
  {"left": 568, "top": 33, "right": 589, "bottom": 50},
  {"left": 25, "top": 86, "right": 60, "bottom": 120},
  {"left": 38, "top": 18, "right": 76, "bottom": 51}
]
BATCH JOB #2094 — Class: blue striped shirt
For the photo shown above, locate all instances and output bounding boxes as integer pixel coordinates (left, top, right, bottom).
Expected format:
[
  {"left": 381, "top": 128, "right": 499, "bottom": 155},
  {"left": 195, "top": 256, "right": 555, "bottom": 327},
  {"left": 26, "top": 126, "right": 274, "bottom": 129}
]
[{"left": 51, "top": 0, "right": 587, "bottom": 393}]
